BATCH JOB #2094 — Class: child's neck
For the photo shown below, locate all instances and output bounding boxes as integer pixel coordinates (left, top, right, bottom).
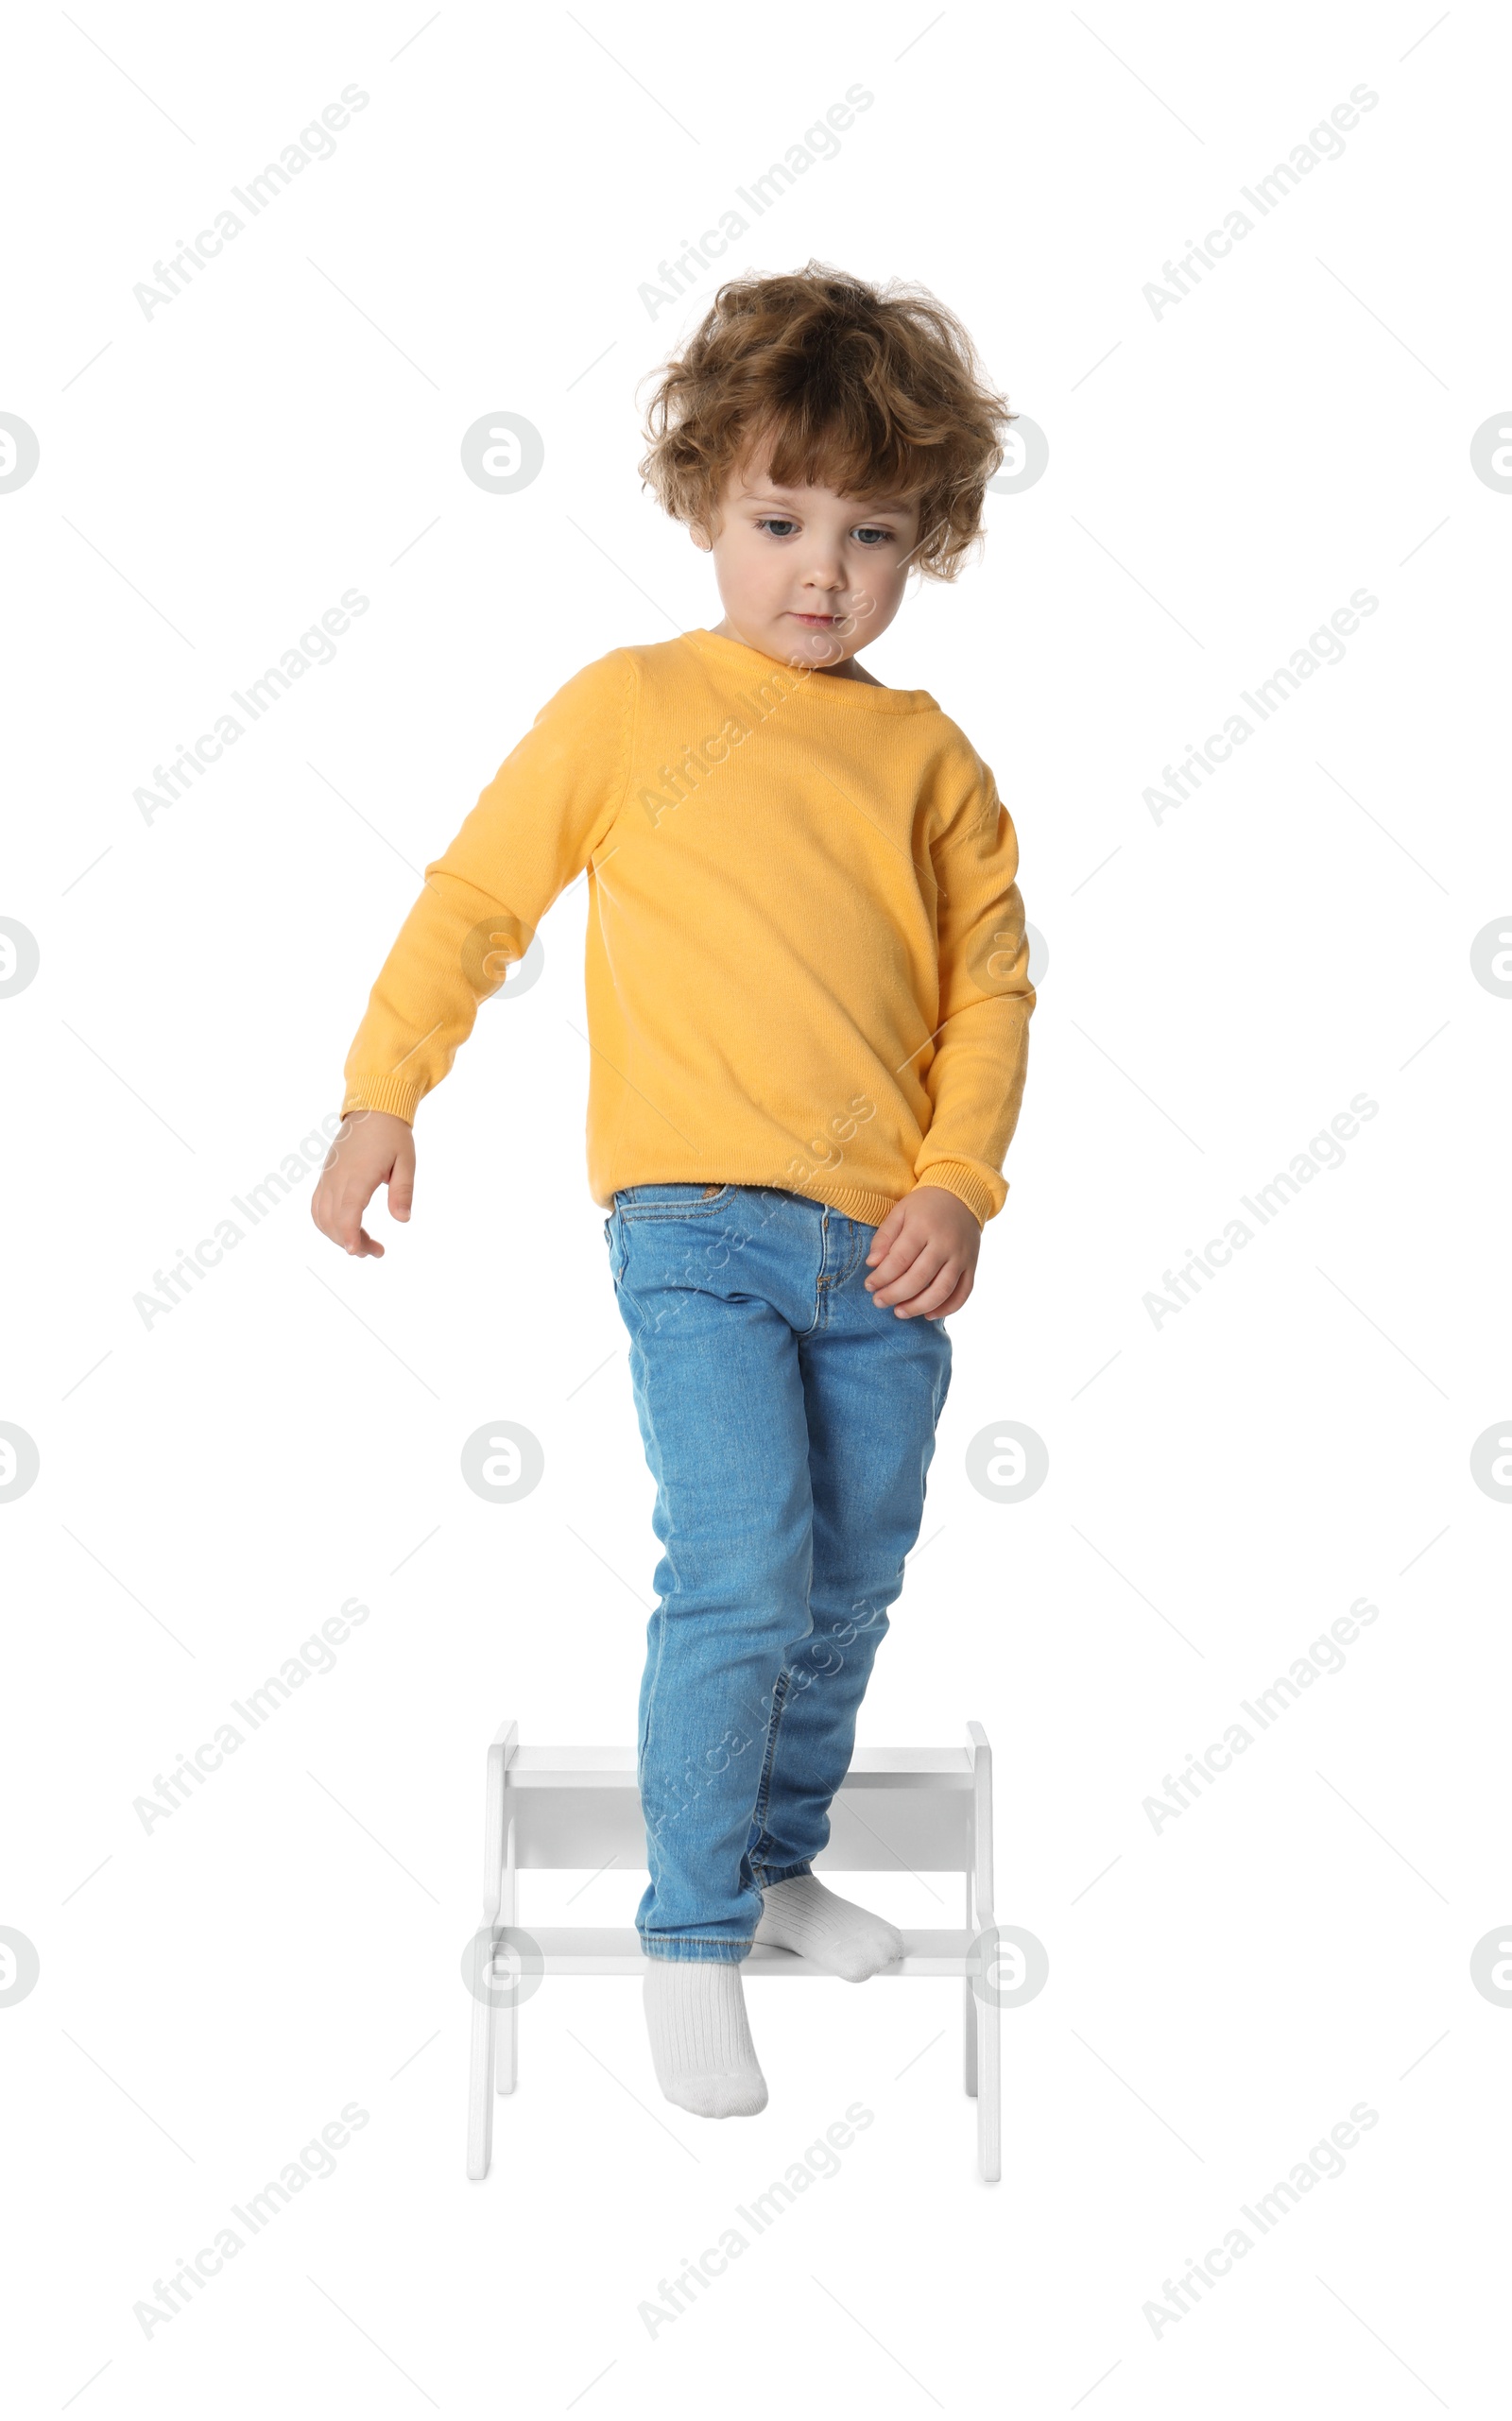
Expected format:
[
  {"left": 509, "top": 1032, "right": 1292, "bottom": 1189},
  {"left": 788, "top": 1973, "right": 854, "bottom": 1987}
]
[{"left": 708, "top": 618, "right": 885, "bottom": 688}]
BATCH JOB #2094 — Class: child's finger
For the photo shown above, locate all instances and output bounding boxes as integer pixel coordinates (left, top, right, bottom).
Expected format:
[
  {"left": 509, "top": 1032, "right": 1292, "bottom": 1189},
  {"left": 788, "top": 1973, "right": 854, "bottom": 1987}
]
[
  {"left": 868, "top": 1235, "right": 942, "bottom": 1305},
  {"left": 891, "top": 1256, "right": 963, "bottom": 1317},
  {"left": 334, "top": 1189, "right": 384, "bottom": 1255},
  {"left": 935, "top": 1272, "right": 971, "bottom": 1316},
  {"left": 865, "top": 1207, "right": 904, "bottom": 1262},
  {"left": 318, "top": 1181, "right": 380, "bottom": 1256},
  {"left": 863, "top": 1230, "right": 926, "bottom": 1296}
]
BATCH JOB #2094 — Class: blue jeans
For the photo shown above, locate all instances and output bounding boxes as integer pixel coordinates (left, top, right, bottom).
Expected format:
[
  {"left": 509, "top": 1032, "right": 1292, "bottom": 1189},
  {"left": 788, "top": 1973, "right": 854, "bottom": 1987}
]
[{"left": 603, "top": 1183, "right": 953, "bottom": 1963}]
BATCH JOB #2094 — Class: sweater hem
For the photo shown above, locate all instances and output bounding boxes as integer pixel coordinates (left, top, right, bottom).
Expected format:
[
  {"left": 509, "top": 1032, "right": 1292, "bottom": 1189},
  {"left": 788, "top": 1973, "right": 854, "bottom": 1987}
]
[{"left": 823, "top": 1180, "right": 911, "bottom": 1227}]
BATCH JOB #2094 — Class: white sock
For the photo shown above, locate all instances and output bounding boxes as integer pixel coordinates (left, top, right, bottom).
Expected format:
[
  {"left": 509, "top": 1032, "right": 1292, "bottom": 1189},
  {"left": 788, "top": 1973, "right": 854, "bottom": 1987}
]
[
  {"left": 754, "top": 1874, "right": 905, "bottom": 1981},
  {"left": 642, "top": 1958, "right": 768, "bottom": 2118}
]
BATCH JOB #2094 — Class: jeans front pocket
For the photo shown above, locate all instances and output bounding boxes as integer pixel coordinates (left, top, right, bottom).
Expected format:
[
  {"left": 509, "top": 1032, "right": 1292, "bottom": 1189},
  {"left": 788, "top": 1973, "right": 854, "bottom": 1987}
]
[{"left": 617, "top": 1183, "right": 734, "bottom": 1220}]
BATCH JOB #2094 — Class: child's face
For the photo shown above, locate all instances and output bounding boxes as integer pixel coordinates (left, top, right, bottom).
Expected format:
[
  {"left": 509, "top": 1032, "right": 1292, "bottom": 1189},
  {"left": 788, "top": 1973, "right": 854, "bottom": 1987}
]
[{"left": 693, "top": 439, "right": 922, "bottom": 672}]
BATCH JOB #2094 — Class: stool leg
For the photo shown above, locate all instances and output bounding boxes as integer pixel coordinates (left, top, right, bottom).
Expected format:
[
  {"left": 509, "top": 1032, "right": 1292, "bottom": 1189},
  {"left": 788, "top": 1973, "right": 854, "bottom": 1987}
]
[
  {"left": 496, "top": 1815, "right": 517, "bottom": 2094},
  {"left": 466, "top": 1931, "right": 496, "bottom": 2181},
  {"left": 966, "top": 1723, "right": 1001, "bottom": 2181},
  {"left": 963, "top": 1872, "right": 978, "bottom": 2095},
  {"left": 977, "top": 1972, "right": 1001, "bottom": 2183},
  {"left": 468, "top": 1738, "right": 511, "bottom": 2179}
]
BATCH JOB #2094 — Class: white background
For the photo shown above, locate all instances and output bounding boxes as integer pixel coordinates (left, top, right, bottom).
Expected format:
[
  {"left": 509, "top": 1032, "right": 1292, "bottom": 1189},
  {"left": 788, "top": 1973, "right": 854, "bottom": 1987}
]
[{"left": 4, "top": 1, "right": 1508, "bottom": 2411}]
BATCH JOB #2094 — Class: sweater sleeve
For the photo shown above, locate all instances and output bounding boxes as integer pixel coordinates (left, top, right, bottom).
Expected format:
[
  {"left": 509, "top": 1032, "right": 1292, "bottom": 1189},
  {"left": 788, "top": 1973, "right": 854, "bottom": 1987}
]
[
  {"left": 912, "top": 763, "right": 1036, "bottom": 1225},
  {"left": 340, "top": 648, "right": 636, "bottom": 1124}
]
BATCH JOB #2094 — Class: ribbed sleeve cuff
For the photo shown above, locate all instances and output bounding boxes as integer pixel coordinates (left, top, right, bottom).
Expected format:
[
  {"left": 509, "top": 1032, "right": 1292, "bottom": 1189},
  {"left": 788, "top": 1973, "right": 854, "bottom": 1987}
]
[
  {"left": 340, "top": 1074, "right": 426, "bottom": 1125},
  {"left": 913, "top": 1160, "right": 1003, "bottom": 1227}
]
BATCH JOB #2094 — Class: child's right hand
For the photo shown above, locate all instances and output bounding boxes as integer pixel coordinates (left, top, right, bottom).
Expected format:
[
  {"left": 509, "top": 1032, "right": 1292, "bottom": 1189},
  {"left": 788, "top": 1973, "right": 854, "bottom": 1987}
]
[{"left": 311, "top": 1109, "right": 416, "bottom": 1259}]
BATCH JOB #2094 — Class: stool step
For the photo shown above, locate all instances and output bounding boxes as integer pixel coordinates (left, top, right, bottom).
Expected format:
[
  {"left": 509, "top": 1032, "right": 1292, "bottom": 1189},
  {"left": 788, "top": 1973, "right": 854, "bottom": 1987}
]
[
  {"left": 493, "top": 1926, "right": 978, "bottom": 1977},
  {"left": 501, "top": 1745, "right": 973, "bottom": 1787}
]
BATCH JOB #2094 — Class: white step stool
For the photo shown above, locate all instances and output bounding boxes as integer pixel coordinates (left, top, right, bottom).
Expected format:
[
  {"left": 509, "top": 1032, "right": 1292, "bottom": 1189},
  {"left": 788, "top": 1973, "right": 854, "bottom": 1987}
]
[{"left": 466, "top": 1719, "right": 1002, "bottom": 2181}]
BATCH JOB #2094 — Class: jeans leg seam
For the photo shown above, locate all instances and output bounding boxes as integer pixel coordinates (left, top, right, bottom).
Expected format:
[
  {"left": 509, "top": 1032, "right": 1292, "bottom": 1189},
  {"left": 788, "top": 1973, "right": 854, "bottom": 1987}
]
[
  {"left": 749, "top": 1666, "right": 801, "bottom": 1872},
  {"left": 750, "top": 1669, "right": 788, "bottom": 1840},
  {"left": 640, "top": 1592, "right": 664, "bottom": 1780}
]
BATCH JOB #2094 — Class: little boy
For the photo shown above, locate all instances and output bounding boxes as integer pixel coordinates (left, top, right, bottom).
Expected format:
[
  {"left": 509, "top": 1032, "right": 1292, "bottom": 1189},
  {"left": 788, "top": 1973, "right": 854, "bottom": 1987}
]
[{"left": 313, "top": 263, "right": 1035, "bottom": 2120}]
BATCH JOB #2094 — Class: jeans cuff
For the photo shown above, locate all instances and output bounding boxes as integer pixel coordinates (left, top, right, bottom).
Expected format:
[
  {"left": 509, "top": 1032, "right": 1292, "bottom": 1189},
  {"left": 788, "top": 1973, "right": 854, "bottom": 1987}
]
[
  {"left": 639, "top": 1935, "right": 752, "bottom": 1965},
  {"left": 752, "top": 1859, "right": 815, "bottom": 1888}
]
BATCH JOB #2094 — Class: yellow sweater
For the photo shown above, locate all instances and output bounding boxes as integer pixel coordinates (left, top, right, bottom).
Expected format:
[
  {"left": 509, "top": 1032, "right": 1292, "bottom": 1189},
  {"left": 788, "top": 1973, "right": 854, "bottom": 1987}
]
[{"left": 341, "top": 627, "right": 1035, "bottom": 1227}]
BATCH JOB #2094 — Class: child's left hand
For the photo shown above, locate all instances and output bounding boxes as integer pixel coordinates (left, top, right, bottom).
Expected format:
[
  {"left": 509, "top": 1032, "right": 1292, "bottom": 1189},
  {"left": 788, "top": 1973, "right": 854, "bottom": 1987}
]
[{"left": 864, "top": 1184, "right": 982, "bottom": 1319}]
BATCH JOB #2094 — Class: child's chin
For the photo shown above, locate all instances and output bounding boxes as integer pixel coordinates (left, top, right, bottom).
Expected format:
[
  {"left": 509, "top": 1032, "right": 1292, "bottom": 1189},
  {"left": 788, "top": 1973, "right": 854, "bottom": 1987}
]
[{"left": 787, "top": 621, "right": 847, "bottom": 655}]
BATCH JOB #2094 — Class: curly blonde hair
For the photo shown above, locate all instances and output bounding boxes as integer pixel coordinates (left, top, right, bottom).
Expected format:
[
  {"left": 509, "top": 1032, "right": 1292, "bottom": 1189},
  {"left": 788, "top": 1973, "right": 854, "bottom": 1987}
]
[{"left": 637, "top": 261, "right": 1014, "bottom": 582}]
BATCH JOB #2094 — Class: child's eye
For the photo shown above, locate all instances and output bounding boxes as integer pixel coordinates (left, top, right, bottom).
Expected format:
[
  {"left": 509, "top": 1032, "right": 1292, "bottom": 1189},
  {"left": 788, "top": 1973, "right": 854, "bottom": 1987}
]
[
  {"left": 756, "top": 516, "right": 799, "bottom": 539},
  {"left": 853, "top": 526, "right": 895, "bottom": 547}
]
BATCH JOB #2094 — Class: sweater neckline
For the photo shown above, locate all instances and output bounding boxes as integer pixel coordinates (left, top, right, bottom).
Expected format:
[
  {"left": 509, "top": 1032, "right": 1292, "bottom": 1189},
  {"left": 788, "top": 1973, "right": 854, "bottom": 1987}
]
[{"left": 683, "top": 627, "right": 938, "bottom": 714}]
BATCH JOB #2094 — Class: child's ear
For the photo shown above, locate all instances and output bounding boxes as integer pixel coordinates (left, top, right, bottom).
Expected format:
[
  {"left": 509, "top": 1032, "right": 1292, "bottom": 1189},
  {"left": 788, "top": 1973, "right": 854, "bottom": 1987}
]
[{"left": 689, "top": 521, "right": 711, "bottom": 553}]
